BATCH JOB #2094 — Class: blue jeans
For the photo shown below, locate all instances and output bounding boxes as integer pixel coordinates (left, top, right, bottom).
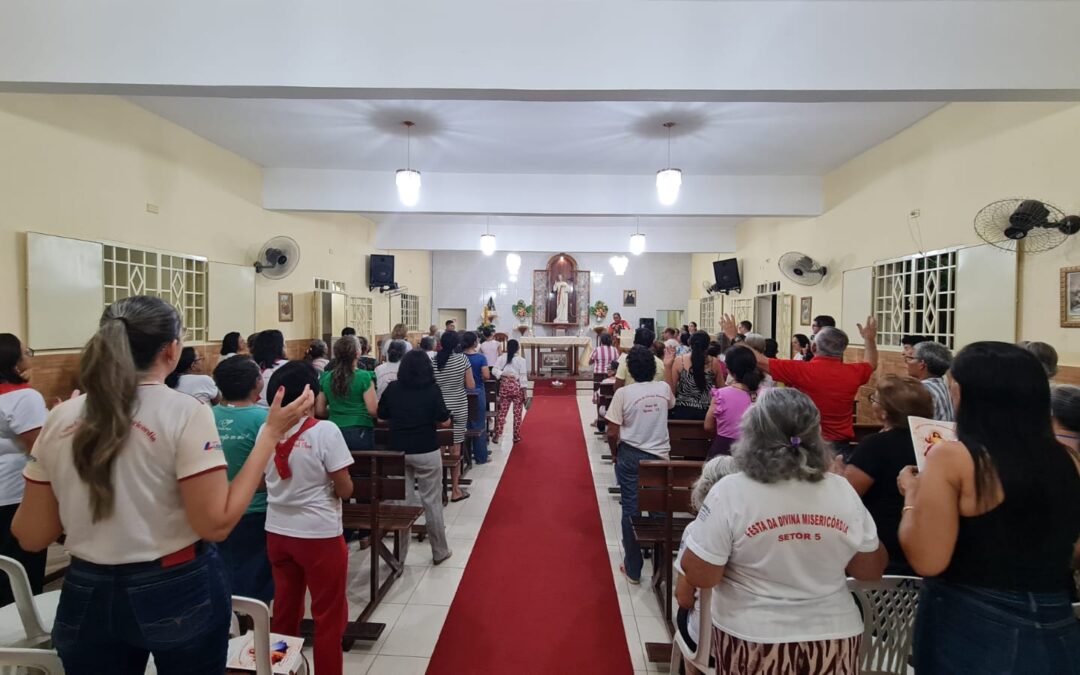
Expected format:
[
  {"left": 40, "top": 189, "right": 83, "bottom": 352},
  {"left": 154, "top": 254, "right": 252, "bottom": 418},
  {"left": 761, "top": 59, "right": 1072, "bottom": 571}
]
[
  {"left": 615, "top": 442, "right": 659, "bottom": 581},
  {"left": 340, "top": 425, "right": 374, "bottom": 451},
  {"left": 217, "top": 510, "right": 274, "bottom": 603},
  {"left": 468, "top": 387, "right": 489, "bottom": 463},
  {"left": 913, "top": 578, "right": 1080, "bottom": 674},
  {"left": 53, "top": 546, "right": 232, "bottom": 675}
]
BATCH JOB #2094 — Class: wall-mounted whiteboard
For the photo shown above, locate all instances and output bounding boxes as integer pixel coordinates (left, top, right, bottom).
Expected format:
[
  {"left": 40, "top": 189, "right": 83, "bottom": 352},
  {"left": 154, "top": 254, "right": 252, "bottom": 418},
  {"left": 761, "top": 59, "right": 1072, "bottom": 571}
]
[
  {"left": 208, "top": 262, "right": 255, "bottom": 342},
  {"left": 27, "top": 232, "right": 104, "bottom": 350},
  {"left": 841, "top": 266, "right": 873, "bottom": 345},
  {"left": 954, "top": 244, "right": 1017, "bottom": 347}
]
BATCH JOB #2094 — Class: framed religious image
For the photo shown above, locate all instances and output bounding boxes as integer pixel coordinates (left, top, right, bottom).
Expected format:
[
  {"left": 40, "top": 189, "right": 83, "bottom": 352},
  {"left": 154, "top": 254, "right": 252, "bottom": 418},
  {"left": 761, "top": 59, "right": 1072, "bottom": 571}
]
[
  {"left": 1061, "top": 266, "right": 1080, "bottom": 327},
  {"left": 278, "top": 292, "right": 294, "bottom": 322},
  {"left": 800, "top": 297, "right": 813, "bottom": 326},
  {"left": 623, "top": 289, "right": 637, "bottom": 307}
]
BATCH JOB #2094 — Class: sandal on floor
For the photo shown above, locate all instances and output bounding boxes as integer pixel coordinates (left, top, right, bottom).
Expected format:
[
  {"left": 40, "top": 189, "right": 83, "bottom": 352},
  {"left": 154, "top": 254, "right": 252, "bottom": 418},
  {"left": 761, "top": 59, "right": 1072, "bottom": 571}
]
[
  {"left": 513, "top": 437, "right": 523, "bottom": 443},
  {"left": 450, "top": 491, "right": 471, "bottom": 503},
  {"left": 619, "top": 564, "right": 641, "bottom": 585},
  {"left": 434, "top": 551, "right": 454, "bottom": 566}
]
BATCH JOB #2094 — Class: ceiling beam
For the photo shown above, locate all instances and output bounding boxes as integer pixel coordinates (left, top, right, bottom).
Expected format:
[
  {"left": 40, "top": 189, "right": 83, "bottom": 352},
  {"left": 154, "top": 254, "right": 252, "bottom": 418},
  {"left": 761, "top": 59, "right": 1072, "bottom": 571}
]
[
  {"left": 262, "top": 169, "right": 823, "bottom": 217},
  {"left": 2, "top": 1, "right": 1079, "bottom": 102}
]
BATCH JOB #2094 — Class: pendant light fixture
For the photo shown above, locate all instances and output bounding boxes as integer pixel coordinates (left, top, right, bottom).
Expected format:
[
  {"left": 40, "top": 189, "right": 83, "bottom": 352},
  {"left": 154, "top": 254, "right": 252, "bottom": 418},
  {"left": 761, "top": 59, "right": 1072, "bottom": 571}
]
[
  {"left": 395, "top": 121, "right": 421, "bottom": 206},
  {"left": 629, "top": 218, "right": 646, "bottom": 256},
  {"left": 656, "top": 121, "right": 682, "bottom": 206},
  {"left": 609, "top": 255, "right": 629, "bottom": 276},
  {"left": 480, "top": 217, "right": 497, "bottom": 256}
]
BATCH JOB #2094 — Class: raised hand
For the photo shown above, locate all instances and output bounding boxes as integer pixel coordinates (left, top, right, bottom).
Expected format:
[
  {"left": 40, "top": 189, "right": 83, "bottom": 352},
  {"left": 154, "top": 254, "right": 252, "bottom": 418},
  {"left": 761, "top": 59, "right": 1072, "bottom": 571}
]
[
  {"left": 265, "top": 384, "right": 314, "bottom": 436},
  {"left": 719, "top": 314, "right": 738, "bottom": 339},
  {"left": 663, "top": 345, "right": 677, "bottom": 367},
  {"left": 857, "top": 315, "right": 878, "bottom": 342}
]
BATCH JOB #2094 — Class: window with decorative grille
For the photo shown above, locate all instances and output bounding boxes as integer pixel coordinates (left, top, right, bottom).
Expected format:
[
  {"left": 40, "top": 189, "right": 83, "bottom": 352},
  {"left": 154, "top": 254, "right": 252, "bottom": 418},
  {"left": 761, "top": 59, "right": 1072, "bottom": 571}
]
[
  {"left": 872, "top": 249, "right": 957, "bottom": 349},
  {"left": 400, "top": 294, "right": 420, "bottom": 331},
  {"left": 102, "top": 244, "right": 208, "bottom": 342},
  {"left": 347, "top": 296, "right": 373, "bottom": 343},
  {"left": 699, "top": 296, "right": 716, "bottom": 334}
]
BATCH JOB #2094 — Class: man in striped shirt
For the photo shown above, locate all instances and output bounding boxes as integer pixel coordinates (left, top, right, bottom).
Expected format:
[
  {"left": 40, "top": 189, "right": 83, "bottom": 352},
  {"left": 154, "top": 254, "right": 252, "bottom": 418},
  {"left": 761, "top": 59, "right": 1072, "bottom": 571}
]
[{"left": 906, "top": 341, "right": 955, "bottom": 422}]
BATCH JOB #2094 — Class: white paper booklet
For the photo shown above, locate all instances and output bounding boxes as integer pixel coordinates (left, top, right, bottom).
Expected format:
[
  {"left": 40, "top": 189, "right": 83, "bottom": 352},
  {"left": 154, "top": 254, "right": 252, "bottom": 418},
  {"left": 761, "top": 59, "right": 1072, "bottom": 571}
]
[
  {"left": 226, "top": 633, "right": 305, "bottom": 674},
  {"left": 908, "top": 416, "right": 958, "bottom": 471}
]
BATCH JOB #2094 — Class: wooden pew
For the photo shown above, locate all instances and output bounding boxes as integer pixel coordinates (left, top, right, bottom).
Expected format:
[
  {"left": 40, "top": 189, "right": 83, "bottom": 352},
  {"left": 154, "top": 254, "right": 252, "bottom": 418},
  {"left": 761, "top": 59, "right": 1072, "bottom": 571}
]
[
  {"left": 667, "top": 420, "right": 712, "bottom": 461},
  {"left": 631, "top": 460, "right": 702, "bottom": 635},
  {"left": 483, "top": 379, "right": 500, "bottom": 433},
  {"left": 373, "top": 425, "right": 463, "bottom": 505},
  {"left": 336, "top": 451, "right": 424, "bottom": 647}
]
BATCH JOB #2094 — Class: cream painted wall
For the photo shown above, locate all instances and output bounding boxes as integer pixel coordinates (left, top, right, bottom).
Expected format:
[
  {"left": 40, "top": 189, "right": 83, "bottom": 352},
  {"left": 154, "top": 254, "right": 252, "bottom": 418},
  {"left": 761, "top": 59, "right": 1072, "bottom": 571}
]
[
  {"left": 730, "top": 102, "right": 1080, "bottom": 364},
  {"left": 0, "top": 94, "right": 430, "bottom": 343}
]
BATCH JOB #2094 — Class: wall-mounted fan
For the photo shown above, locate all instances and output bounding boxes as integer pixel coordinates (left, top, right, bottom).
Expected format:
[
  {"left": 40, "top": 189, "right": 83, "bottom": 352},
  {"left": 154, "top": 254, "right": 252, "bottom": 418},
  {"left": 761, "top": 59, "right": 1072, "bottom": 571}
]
[
  {"left": 974, "top": 198, "right": 1080, "bottom": 253},
  {"left": 778, "top": 252, "right": 827, "bottom": 286},
  {"left": 253, "top": 236, "right": 301, "bottom": 280}
]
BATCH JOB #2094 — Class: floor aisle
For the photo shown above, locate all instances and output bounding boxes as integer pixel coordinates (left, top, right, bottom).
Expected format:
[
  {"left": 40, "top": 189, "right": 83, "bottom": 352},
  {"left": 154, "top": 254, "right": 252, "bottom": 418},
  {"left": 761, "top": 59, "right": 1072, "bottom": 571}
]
[{"left": 426, "top": 391, "right": 634, "bottom": 675}]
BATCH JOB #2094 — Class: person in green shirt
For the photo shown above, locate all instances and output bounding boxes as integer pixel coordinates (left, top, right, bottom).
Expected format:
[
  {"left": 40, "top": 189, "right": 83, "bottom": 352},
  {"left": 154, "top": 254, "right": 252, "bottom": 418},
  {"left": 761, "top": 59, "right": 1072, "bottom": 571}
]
[
  {"left": 211, "top": 356, "right": 273, "bottom": 602},
  {"left": 317, "top": 335, "right": 378, "bottom": 450}
]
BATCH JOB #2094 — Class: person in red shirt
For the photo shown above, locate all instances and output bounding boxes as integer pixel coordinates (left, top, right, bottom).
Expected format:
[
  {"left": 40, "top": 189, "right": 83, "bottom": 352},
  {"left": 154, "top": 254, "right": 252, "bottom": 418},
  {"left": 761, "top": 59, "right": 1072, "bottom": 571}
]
[
  {"left": 721, "top": 314, "right": 879, "bottom": 452},
  {"left": 609, "top": 313, "right": 631, "bottom": 336}
]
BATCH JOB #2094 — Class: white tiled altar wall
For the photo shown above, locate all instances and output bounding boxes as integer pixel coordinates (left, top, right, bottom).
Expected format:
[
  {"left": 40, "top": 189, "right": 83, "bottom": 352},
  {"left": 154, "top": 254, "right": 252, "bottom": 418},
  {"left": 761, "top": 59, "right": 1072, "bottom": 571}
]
[{"left": 430, "top": 251, "right": 693, "bottom": 335}]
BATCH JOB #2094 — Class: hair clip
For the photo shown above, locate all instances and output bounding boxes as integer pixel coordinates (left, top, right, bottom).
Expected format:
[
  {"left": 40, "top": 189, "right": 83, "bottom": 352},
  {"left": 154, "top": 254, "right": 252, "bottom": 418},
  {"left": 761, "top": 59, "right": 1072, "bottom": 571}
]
[{"left": 789, "top": 436, "right": 802, "bottom": 449}]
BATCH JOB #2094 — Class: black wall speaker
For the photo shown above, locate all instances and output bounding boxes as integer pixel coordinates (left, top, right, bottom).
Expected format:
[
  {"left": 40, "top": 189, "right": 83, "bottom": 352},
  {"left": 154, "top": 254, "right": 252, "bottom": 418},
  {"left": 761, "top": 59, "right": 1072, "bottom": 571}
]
[
  {"left": 713, "top": 258, "right": 742, "bottom": 293},
  {"left": 369, "top": 254, "right": 395, "bottom": 287},
  {"left": 639, "top": 318, "right": 656, "bottom": 333}
]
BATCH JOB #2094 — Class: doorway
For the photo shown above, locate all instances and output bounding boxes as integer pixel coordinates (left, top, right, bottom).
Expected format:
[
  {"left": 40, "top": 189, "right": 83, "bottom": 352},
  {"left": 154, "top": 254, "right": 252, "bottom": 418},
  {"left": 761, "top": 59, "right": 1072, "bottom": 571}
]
[
  {"left": 437, "top": 308, "right": 467, "bottom": 332},
  {"left": 655, "top": 310, "right": 684, "bottom": 333},
  {"left": 754, "top": 295, "right": 777, "bottom": 339}
]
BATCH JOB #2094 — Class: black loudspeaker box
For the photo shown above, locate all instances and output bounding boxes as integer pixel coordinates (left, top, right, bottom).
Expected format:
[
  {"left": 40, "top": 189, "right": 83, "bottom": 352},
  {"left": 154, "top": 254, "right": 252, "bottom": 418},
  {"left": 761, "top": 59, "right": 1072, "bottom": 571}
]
[
  {"left": 639, "top": 318, "right": 655, "bottom": 333},
  {"left": 713, "top": 258, "right": 742, "bottom": 292},
  {"left": 370, "top": 254, "right": 395, "bottom": 286}
]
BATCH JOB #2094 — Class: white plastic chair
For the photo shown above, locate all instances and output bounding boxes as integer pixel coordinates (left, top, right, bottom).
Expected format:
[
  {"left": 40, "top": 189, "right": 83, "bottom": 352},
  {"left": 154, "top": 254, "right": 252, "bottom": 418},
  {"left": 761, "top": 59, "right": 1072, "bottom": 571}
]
[
  {"left": 668, "top": 586, "right": 713, "bottom": 675},
  {"left": 230, "top": 597, "right": 308, "bottom": 675},
  {"left": 847, "top": 575, "right": 922, "bottom": 675},
  {"left": 0, "top": 647, "right": 63, "bottom": 674}
]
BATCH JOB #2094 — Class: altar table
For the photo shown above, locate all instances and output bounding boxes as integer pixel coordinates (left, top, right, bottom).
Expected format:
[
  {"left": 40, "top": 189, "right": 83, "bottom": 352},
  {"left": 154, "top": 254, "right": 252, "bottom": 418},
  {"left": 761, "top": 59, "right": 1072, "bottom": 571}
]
[{"left": 518, "top": 336, "right": 594, "bottom": 377}]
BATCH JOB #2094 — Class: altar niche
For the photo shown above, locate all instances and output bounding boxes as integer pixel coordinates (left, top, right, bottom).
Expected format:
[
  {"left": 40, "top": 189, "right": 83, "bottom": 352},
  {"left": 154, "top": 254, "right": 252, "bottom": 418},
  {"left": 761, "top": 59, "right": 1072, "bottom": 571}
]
[{"left": 532, "top": 253, "right": 591, "bottom": 330}]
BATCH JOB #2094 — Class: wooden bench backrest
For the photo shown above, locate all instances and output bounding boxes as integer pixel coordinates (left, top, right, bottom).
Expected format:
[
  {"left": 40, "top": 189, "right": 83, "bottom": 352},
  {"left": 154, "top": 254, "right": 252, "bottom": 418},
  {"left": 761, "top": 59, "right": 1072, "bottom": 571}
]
[
  {"left": 637, "top": 460, "right": 702, "bottom": 514},
  {"left": 483, "top": 380, "right": 499, "bottom": 407},
  {"left": 667, "top": 420, "right": 712, "bottom": 461},
  {"left": 373, "top": 426, "right": 456, "bottom": 452},
  {"left": 467, "top": 391, "right": 481, "bottom": 426},
  {"left": 349, "top": 451, "right": 408, "bottom": 502}
]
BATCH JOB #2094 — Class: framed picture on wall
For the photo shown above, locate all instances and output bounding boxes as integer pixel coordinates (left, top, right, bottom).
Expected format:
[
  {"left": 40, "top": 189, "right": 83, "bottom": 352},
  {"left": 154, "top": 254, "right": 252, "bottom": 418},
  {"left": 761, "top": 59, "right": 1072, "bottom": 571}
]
[
  {"left": 800, "top": 297, "right": 813, "bottom": 326},
  {"left": 1061, "top": 266, "right": 1080, "bottom": 327},
  {"left": 278, "top": 292, "right": 294, "bottom": 322},
  {"left": 623, "top": 289, "right": 637, "bottom": 307}
]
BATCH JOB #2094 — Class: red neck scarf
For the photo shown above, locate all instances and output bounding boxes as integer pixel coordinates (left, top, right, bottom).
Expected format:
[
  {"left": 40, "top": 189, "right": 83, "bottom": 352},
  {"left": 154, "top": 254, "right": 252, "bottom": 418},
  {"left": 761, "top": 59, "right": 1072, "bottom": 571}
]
[
  {"left": 0, "top": 383, "right": 32, "bottom": 395},
  {"left": 274, "top": 417, "right": 319, "bottom": 480}
]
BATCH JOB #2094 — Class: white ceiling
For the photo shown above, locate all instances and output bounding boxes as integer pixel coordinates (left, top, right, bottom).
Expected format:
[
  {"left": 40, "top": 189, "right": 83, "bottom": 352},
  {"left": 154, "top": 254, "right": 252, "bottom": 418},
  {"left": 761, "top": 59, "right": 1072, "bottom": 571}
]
[{"left": 131, "top": 98, "right": 941, "bottom": 176}]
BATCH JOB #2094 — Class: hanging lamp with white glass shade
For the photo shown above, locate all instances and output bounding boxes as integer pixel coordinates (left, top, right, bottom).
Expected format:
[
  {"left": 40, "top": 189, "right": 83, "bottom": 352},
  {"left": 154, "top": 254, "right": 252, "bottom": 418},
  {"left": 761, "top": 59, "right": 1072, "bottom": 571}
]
[
  {"left": 629, "top": 218, "right": 646, "bottom": 256},
  {"left": 480, "top": 217, "right": 497, "bottom": 256},
  {"left": 656, "top": 122, "right": 682, "bottom": 206},
  {"left": 396, "top": 121, "right": 422, "bottom": 206},
  {"left": 609, "top": 255, "right": 629, "bottom": 276}
]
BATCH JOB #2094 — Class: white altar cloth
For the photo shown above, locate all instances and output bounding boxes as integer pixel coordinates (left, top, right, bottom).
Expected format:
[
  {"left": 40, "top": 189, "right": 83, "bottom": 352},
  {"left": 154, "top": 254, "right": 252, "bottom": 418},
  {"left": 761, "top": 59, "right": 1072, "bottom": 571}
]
[{"left": 518, "top": 336, "right": 594, "bottom": 371}]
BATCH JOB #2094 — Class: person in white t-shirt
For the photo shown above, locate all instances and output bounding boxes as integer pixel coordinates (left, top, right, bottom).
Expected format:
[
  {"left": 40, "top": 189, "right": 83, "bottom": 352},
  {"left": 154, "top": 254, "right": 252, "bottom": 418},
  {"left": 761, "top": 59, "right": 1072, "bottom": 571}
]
[
  {"left": 479, "top": 328, "right": 502, "bottom": 366},
  {"left": 673, "top": 455, "right": 738, "bottom": 664},
  {"left": 263, "top": 361, "right": 354, "bottom": 675},
  {"left": 375, "top": 340, "right": 407, "bottom": 401},
  {"left": 679, "top": 387, "right": 886, "bottom": 674},
  {"left": 166, "top": 346, "right": 221, "bottom": 405},
  {"left": 491, "top": 340, "right": 530, "bottom": 444},
  {"left": 0, "top": 334, "right": 48, "bottom": 605},
  {"left": 252, "top": 329, "right": 290, "bottom": 409},
  {"left": 13, "top": 296, "right": 310, "bottom": 674},
  {"left": 605, "top": 345, "right": 675, "bottom": 584}
]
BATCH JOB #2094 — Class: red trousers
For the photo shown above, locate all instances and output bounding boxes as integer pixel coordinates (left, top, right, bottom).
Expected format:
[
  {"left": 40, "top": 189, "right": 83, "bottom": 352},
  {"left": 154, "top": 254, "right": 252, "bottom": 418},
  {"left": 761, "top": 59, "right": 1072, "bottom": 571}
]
[
  {"left": 494, "top": 376, "right": 526, "bottom": 441},
  {"left": 266, "top": 532, "right": 348, "bottom": 675}
]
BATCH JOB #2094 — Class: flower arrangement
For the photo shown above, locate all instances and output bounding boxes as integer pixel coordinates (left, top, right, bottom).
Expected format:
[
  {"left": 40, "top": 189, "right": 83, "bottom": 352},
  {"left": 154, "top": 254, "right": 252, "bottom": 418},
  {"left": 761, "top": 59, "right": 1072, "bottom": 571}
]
[
  {"left": 589, "top": 300, "right": 609, "bottom": 321},
  {"left": 511, "top": 299, "right": 534, "bottom": 320}
]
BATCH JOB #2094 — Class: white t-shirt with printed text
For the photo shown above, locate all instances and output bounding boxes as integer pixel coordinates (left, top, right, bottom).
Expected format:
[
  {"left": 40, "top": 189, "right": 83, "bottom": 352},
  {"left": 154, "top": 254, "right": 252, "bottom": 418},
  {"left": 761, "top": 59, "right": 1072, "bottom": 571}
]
[
  {"left": 0, "top": 387, "right": 47, "bottom": 506},
  {"left": 264, "top": 418, "right": 354, "bottom": 539},
  {"left": 24, "top": 385, "right": 227, "bottom": 565},
  {"left": 685, "top": 472, "right": 879, "bottom": 643},
  {"left": 604, "top": 380, "right": 675, "bottom": 457}
]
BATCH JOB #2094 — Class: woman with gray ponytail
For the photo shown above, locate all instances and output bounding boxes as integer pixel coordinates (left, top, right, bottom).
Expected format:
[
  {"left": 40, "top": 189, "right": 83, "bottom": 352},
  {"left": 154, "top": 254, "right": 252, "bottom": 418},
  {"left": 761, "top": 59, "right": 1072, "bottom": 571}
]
[
  {"left": 679, "top": 387, "right": 886, "bottom": 674},
  {"left": 12, "top": 296, "right": 312, "bottom": 674}
]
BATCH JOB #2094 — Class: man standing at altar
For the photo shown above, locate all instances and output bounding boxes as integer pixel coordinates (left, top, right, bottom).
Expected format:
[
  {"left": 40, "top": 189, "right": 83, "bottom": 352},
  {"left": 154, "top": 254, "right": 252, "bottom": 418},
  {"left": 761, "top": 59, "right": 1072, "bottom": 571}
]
[{"left": 609, "top": 312, "right": 631, "bottom": 336}]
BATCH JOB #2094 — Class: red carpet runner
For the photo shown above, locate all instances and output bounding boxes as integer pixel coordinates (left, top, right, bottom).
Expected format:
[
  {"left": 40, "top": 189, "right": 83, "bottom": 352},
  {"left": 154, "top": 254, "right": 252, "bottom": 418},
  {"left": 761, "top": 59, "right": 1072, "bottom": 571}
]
[{"left": 427, "top": 394, "right": 633, "bottom": 674}]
